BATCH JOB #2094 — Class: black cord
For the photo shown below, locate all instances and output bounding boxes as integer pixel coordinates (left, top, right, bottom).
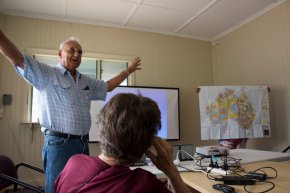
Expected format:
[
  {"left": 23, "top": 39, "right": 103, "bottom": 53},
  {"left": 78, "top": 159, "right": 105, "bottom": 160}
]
[
  {"left": 244, "top": 180, "right": 275, "bottom": 193},
  {"left": 243, "top": 166, "right": 278, "bottom": 193},
  {"left": 195, "top": 156, "right": 210, "bottom": 170},
  {"left": 192, "top": 154, "right": 242, "bottom": 181},
  {"left": 250, "top": 166, "right": 278, "bottom": 179},
  {"left": 175, "top": 165, "right": 192, "bottom": 172},
  {"left": 189, "top": 153, "right": 278, "bottom": 193}
]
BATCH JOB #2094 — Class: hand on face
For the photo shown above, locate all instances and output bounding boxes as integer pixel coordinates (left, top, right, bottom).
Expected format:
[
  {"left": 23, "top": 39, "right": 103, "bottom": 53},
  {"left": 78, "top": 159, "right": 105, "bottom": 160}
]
[
  {"left": 58, "top": 41, "right": 82, "bottom": 73},
  {"left": 145, "top": 136, "right": 174, "bottom": 174}
]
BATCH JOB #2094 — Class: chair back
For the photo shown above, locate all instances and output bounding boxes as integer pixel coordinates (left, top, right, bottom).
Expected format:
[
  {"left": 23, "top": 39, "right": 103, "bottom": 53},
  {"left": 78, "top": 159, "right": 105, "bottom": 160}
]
[{"left": 0, "top": 154, "right": 18, "bottom": 189}]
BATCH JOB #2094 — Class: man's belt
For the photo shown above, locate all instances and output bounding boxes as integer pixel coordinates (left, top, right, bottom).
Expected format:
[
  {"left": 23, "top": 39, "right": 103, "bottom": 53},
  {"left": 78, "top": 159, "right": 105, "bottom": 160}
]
[{"left": 45, "top": 130, "right": 88, "bottom": 139}]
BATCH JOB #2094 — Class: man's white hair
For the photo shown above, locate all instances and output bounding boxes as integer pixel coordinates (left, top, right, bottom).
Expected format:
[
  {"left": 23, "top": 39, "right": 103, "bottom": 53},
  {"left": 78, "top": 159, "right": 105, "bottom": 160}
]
[{"left": 59, "top": 37, "right": 81, "bottom": 50}]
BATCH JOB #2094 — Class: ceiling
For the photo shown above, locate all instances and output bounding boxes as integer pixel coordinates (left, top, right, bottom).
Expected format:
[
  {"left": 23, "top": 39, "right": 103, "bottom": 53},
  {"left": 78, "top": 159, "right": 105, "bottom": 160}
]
[{"left": 0, "top": 0, "right": 285, "bottom": 41}]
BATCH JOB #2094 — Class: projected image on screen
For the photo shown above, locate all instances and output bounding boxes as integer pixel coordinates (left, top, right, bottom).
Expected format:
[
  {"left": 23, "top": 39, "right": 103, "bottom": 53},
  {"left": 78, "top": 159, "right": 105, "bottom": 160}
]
[{"left": 89, "top": 86, "right": 180, "bottom": 142}]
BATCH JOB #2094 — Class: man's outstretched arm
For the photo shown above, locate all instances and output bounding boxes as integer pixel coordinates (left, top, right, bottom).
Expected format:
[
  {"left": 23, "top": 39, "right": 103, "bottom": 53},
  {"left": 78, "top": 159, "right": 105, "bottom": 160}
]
[{"left": 0, "top": 30, "right": 24, "bottom": 69}]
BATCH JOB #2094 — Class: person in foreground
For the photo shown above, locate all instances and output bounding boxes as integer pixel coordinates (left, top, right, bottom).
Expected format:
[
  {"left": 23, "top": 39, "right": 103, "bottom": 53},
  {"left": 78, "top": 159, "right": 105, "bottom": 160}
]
[
  {"left": 0, "top": 30, "right": 141, "bottom": 193},
  {"left": 55, "top": 93, "right": 191, "bottom": 193}
]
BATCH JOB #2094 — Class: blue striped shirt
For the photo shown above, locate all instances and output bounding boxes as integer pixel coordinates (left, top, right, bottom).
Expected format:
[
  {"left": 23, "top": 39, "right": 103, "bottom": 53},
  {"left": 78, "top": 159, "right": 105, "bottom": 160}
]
[{"left": 14, "top": 54, "right": 107, "bottom": 135}]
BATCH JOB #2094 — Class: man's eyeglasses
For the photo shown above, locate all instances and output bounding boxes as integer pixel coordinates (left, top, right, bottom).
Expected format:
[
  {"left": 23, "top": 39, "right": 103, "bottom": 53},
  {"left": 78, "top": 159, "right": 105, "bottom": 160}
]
[{"left": 65, "top": 47, "right": 83, "bottom": 55}]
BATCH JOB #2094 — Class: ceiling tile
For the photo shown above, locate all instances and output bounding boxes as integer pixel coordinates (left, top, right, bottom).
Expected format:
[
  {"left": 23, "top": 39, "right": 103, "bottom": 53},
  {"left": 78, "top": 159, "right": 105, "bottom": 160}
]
[
  {"left": 143, "top": 0, "right": 213, "bottom": 13},
  {"left": 178, "top": 0, "right": 278, "bottom": 40},
  {"left": 127, "top": 4, "right": 192, "bottom": 32},
  {"left": 67, "top": 0, "right": 135, "bottom": 25},
  {"left": 0, "top": 0, "right": 66, "bottom": 17},
  {"left": 178, "top": 15, "right": 232, "bottom": 40},
  {"left": 203, "top": 0, "right": 276, "bottom": 24}
]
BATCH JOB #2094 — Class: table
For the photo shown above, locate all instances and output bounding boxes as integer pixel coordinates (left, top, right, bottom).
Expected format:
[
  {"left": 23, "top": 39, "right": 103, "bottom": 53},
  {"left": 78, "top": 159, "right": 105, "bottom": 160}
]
[
  {"left": 228, "top": 149, "right": 290, "bottom": 163},
  {"left": 130, "top": 149, "right": 290, "bottom": 179},
  {"left": 181, "top": 161, "right": 290, "bottom": 193}
]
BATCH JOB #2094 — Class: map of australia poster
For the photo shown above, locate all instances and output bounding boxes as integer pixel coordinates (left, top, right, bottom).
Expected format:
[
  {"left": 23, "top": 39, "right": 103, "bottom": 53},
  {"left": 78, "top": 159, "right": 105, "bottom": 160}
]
[{"left": 198, "top": 86, "right": 270, "bottom": 140}]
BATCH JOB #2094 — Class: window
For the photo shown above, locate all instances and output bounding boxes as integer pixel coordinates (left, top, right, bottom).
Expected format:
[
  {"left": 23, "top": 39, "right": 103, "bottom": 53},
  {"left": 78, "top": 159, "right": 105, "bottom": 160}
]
[{"left": 30, "top": 54, "right": 129, "bottom": 122}]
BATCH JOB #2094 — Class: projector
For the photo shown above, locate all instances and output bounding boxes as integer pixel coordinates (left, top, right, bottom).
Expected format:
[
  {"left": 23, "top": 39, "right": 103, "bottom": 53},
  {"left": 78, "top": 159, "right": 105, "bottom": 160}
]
[{"left": 196, "top": 146, "right": 230, "bottom": 156}]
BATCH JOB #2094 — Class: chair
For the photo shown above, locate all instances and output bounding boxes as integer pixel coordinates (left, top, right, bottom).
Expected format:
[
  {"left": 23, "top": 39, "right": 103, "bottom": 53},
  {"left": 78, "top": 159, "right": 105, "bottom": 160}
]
[
  {"left": 282, "top": 145, "right": 290, "bottom": 153},
  {"left": 0, "top": 154, "right": 44, "bottom": 193}
]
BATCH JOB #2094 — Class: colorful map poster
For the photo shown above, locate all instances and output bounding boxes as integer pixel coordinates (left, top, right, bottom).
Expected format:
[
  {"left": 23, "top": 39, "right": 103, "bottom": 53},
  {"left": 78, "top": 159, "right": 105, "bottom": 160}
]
[{"left": 198, "top": 86, "right": 270, "bottom": 140}]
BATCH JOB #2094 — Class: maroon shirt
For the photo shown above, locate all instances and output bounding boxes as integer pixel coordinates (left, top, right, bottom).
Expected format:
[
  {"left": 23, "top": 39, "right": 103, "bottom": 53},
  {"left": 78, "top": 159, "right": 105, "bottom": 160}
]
[{"left": 55, "top": 154, "right": 171, "bottom": 193}]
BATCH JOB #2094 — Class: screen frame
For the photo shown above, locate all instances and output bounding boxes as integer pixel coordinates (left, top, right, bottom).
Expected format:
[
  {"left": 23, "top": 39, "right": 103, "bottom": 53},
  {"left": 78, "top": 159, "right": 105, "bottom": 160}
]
[{"left": 89, "top": 85, "right": 180, "bottom": 142}]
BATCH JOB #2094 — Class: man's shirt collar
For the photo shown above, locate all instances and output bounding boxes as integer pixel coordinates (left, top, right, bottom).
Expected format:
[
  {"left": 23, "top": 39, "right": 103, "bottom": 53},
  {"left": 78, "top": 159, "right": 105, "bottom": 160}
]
[{"left": 57, "top": 63, "right": 81, "bottom": 79}]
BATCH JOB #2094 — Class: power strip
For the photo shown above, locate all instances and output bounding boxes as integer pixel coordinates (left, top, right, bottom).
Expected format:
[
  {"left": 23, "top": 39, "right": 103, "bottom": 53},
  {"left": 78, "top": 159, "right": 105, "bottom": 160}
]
[
  {"left": 222, "top": 176, "right": 255, "bottom": 185},
  {"left": 207, "top": 167, "right": 232, "bottom": 175}
]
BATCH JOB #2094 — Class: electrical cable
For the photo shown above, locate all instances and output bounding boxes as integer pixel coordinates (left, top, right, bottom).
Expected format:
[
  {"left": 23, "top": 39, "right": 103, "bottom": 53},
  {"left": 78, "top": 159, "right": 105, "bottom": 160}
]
[
  {"left": 175, "top": 149, "right": 197, "bottom": 164},
  {"left": 244, "top": 180, "right": 275, "bottom": 193},
  {"left": 174, "top": 150, "right": 222, "bottom": 175},
  {"left": 194, "top": 157, "right": 209, "bottom": 170},
  {"left": 176, "top": 165, "right": 207, "bottom": 174},
  {"left": 176, "top": 149, "right": 279, "bottom": 193},
  {"left": 250, "top": 166, "right": 278, "bottom": 179},
  {"left": 206, "top": 167, "right": 223, "bottom": 181}
]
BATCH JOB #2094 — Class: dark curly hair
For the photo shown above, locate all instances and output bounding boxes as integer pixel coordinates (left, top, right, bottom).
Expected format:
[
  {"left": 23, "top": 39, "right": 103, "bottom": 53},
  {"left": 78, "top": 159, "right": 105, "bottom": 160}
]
[{"left": 97, "top": 93, "right": 161, "bottom": 165}]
